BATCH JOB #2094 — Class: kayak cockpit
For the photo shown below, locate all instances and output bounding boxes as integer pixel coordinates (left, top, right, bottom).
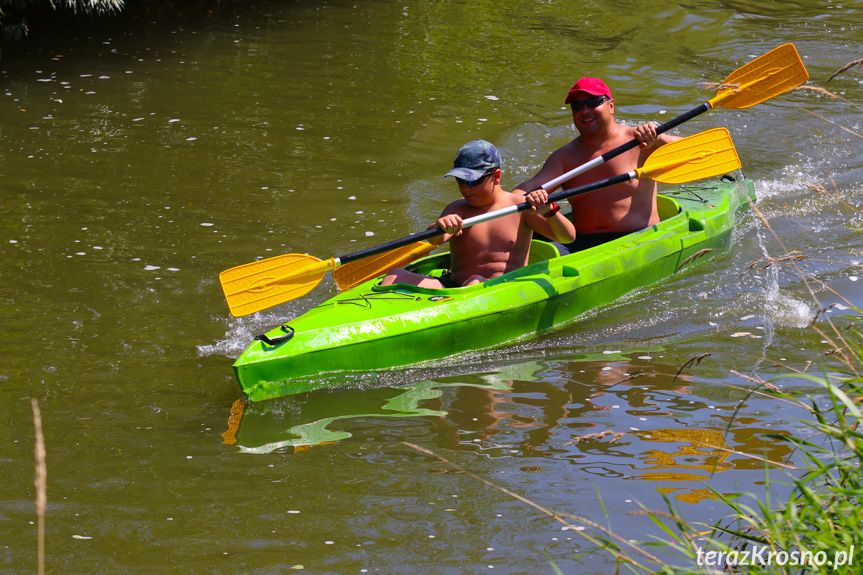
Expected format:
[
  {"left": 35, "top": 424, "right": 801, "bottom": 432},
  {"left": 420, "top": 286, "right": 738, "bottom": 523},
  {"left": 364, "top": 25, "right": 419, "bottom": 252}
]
[
  {"left": 374, "top": 194, "right": 684, "bottom": 295},
  {"left": 657, "top": 194, "right": 682, "bottom": 221},
  {"left": 371, "top": 239, "right": 562, "bottom": 295}
]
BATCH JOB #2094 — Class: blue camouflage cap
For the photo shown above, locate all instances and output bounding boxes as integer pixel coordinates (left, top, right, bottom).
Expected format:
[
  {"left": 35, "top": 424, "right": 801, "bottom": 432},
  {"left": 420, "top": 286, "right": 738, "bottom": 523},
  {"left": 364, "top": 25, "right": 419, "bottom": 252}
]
[{"left": 444, "top": 139, "right": 501, "bottom": 180}]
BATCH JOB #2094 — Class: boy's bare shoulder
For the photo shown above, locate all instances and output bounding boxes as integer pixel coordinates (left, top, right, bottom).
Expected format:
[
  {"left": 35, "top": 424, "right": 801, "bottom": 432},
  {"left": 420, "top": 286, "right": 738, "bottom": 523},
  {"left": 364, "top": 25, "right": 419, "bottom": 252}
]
[
  {"left": 441, "top": 197, "right": 471, "bottom": 215},
  {"left": 504, "top": 189, "right": 522, "bottom": 203},
  {"left": 490, "top": 189, "right": 523, "bottom": 210}
]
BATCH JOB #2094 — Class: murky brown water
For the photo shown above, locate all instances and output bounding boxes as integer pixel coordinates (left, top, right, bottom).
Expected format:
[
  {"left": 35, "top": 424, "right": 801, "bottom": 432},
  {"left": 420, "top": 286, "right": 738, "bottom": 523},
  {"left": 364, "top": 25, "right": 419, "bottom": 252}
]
[{"left": 3, "top": 0, "right": 862, "bottom": 572}]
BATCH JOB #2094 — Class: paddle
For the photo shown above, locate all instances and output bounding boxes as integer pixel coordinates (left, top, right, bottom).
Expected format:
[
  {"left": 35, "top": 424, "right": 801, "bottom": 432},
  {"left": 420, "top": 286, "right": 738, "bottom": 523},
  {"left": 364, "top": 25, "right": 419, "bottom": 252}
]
[
  {"left": 328, "top": 43, "right": 808, "bottom": 290},
  {"left": 220, "top": 128, "right": 739, "bottom": 317},
  {"left": 332, "top": 240, "right": 436, "bottom": 292}
]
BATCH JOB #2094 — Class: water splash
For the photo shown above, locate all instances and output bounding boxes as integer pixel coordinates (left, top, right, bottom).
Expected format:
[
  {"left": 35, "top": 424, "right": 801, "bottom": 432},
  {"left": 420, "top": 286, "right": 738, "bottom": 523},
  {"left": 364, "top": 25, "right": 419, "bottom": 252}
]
[
  {"left": 197, "top": 304, "right": 312, "bottom": 359},
  {"left": 754, "top": 229, "right": 814, "bottom": 329}
]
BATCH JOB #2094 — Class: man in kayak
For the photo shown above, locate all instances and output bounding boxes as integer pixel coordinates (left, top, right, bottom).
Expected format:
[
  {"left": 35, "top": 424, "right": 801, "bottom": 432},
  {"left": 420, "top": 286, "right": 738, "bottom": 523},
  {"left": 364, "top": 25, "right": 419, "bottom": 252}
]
[
  {"left": 511, "top": 77, "right": 681, "bottom": 254},
  {"left": 380, "top": 139, "right": 575, "bottom": 288}
]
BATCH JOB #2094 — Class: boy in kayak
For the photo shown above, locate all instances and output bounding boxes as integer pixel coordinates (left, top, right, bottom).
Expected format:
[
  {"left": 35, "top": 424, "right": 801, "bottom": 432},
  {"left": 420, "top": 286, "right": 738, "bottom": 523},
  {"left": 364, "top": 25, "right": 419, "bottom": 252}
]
[
  {"left": 380, "top": 139, "right": 575, "bottom": 289},
  {"left": 511, "top": 77, "right": 681, "bottom": 254}
]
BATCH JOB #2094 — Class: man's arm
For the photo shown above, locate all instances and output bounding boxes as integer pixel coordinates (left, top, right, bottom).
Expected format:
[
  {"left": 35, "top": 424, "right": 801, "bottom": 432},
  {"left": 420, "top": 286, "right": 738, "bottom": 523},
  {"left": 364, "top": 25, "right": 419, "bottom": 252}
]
[
  {"left": 634, "top": 122, "right": 682, "bottom": 165},
  {"left": 510, "top": 146, "right": 570, "bottom": 196}
]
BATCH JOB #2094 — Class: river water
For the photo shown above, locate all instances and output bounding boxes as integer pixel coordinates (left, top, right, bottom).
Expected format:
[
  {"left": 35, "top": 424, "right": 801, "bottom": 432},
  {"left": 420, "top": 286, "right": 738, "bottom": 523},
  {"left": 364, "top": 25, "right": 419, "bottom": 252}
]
[{"left": 2, "top": 0, "right": 862, "bottom": 573}]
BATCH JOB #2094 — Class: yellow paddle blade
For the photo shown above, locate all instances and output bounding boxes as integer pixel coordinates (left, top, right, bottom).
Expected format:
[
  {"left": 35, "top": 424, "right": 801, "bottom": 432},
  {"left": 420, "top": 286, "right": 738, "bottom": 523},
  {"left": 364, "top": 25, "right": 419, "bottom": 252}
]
[
  {"left": 709, "top": 43, "right": 808, "bottom": 110},
  {"left": 332, "top": 241, "right": 437, "bottom": 292},
  {"left": 219, "top": 253, "right": 336, "bottom": 317},
  {"left": 639, "top": 127, "right": 740, "bottom": 185}
]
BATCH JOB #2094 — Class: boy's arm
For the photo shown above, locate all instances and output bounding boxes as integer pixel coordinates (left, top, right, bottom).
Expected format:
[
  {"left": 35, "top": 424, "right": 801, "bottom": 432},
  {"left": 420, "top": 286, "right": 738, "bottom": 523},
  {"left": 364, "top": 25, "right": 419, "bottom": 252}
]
[
  {"left": 524, "top": 189, "right": 576, "bottom": 243},
  {"left": 426, "top": 208, "right": 463, "bottom": 246}
]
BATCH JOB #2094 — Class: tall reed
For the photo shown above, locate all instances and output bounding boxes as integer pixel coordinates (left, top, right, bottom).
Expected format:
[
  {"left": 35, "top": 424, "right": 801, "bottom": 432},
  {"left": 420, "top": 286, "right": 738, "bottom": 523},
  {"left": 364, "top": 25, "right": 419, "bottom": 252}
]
[{"left": 31, "top": 398, "right": 46, "bottom": 575}]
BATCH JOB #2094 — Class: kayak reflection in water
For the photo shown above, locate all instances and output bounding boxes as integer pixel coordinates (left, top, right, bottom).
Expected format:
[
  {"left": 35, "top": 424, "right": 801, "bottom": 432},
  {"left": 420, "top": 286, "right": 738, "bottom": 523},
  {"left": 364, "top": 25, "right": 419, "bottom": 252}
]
[
  {"left": 381, "top": 139, "right": 575, "bottom": 288},
  {"left": 511, "top": 77, "right": 682, "bottom": 255}
]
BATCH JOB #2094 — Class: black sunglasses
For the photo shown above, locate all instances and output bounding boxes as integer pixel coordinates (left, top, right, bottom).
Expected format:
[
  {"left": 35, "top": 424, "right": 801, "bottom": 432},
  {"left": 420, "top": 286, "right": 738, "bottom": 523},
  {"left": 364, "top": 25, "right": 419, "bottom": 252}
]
[
  {"left": 569, "top": 95, "right": 609, "bottom": 112},
  {"left": 455, "top": 168, "right": 497, "bottom": 187}
]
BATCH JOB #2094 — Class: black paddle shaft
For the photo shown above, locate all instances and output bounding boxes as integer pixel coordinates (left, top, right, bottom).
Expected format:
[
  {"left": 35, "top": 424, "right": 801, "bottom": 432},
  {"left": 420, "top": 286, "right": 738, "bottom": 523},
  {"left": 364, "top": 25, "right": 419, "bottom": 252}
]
[
  {"left": 336, "top": 172, "right": 635, "bottom": 266},
  {"left": 598, "top": 103, "right": 712, "bottom": 164}
]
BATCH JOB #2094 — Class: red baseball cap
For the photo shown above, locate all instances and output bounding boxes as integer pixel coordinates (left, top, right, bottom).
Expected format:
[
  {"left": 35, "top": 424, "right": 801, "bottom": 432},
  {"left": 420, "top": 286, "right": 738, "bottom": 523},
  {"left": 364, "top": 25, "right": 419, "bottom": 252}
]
[{"left": 564, "top": 77, "right": 612, "bottom": 104}]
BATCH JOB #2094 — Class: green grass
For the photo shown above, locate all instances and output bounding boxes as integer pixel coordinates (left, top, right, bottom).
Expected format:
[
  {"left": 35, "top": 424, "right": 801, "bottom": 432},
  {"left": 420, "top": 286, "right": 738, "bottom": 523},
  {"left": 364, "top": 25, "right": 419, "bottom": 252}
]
[{"left": 625, "top": 367, "right": 863, "bottom": 575}]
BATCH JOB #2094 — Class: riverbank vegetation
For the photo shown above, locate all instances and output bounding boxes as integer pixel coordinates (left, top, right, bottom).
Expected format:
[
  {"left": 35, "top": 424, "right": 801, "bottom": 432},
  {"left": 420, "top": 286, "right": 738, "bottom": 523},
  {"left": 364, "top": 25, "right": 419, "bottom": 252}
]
[
  {"left": 0, "top": 0, "right": 228, "bottom": 53},
  {"left": 605, "top": 334, "right": 863, "bottom": 574},
  {"left": 1, "top": 0, "right": 123, "bottom": 45}
]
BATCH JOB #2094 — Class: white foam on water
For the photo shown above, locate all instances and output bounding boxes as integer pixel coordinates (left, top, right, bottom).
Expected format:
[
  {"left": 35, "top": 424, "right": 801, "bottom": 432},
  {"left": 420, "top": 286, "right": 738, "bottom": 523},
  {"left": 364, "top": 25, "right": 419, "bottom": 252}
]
[
  {"left": 753, "top": 150, "right": 861, "bottom": 234},
  {"left": 197, "top": 308, "right": 303, "bottom": 359},
  {"left": 753, "top": 168, "right": 818, "bottom": 205},
  {"left": 751, "top": 232, "right": 815, "bottom": 329},
  {"left": 197, "top": 320, "right": 261, "bottom": 359},
  {"left": 762, "top": 288, "right": 813, "bottom": 329}
]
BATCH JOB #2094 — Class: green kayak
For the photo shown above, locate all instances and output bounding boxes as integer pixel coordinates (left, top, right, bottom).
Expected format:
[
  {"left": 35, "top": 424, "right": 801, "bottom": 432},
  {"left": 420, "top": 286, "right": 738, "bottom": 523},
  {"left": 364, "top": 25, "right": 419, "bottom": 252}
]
[{"left": 234, "top": 175, "right": 755, "bottom": 402}]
